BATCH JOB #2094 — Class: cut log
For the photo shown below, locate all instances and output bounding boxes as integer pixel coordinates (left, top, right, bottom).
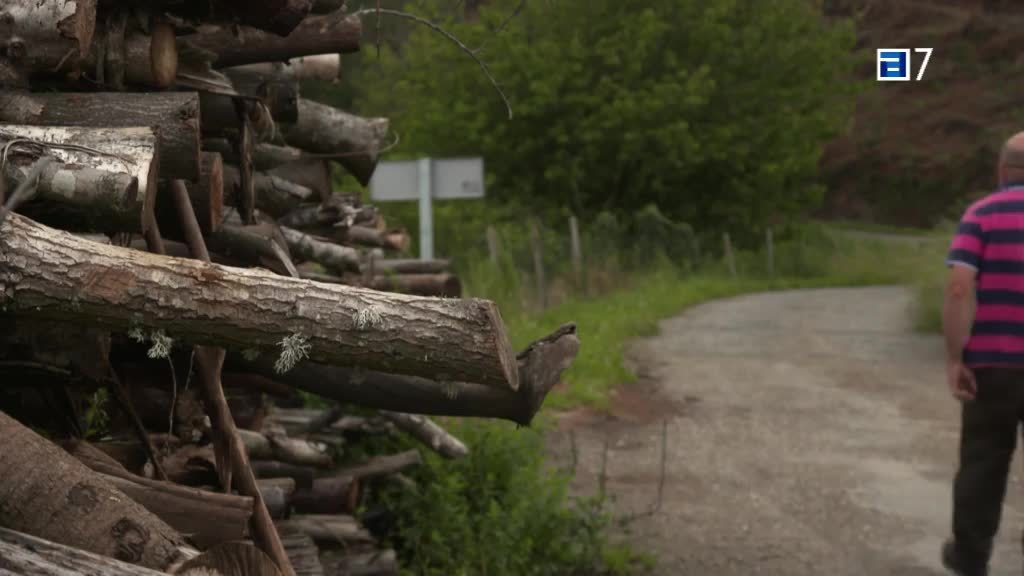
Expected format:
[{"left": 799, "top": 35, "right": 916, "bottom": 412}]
[
  {"left": 215, "top": 0, "right": 312, "bottom": 37},
  {"left": 344, "top": 226, "right": 409, "bottom": 252},
  {"left": 0, "top": 91, "right": 200, "bottom": 181},
  {"left": 0, "top": 0, "right": 96, "bottom": 81},
  {"left": 0, "top": 411, "right": 188, "bottom": 569},
  {"left": 258, "top": 477, "right": 296, "bottom": 520},
  {"left": 175, "top": 541, "right": 283, "bottom": 576},
  {"left": 277, "top": 524, "right": 325, "bottom": 576},
  {"left": 224, "top": 164, "right": 314, "bottom": 218},
  {"left": 206, "top": 139, "right": 305, "bottom": 171},
  {"left": 373, "top": 259, "right": 451, "bottom": 275},
  {"left": 84, "top": 20, "right": 178, "bottom": 88},
  {"left": 0, "top": 213, "right": 519, "bottom": 388},
  {"left": 281, "top": 99, "right": 389, "bottom": 186},
  {"left": 291, "top": 475, "right": 358, "bottom": 515},
  {"left": 0, "top": 125, "right": 158, "bottom": 234},
  {"left": 276, "top": 515, "right": 373, "bottom": 546},
  {"left": 231, "top": 54, "right": 340, "bottom": 82},
  {"left": 367, "top": 273, "right": 462, "bottom": 298},
  {"left": 224, "top": 66, "right": 299, "bottom": 123},
  {"left": 62, "top": 438, "right": 254, "bottom": 549},
  {"left": 155, "top": 151, "right": 224, "bottom": 237},
  {"left": 268, "top": 158, "right": 332, "bottom": 199},
  {"left": 207, "top": 221, "right": 299, "bottom": 277},
  {"left": 181, "top": 11, "right": 361, "bottom": 68},
  {"left": 238, "top": 428, "right": 333, "bottom": 468},
  {"left": 338, "top": 451, "right": 423, "bottom": 481},
  {"left": 379, "top": 412, "right": 468, "bottom": 459},
  {"left": 231, "top": 324, "right": 579, "bottom": 425},
  {"left": 278, "top": 195, "right": 373, "bottom": 231},
  {"left": 0, "top": 526, "right": 173, "bottom": 576},
  {"left": 252, "top": 461, "right": 314, "bottom": 490},
  {"left": 320, "top": 549, "right": 399, "bottom": 576},
  {"left": 199, "top": 92, "right": 275, "bottom": 142},
  {"left": 280, "top": 226, "right": 361, "bottom": 274}
]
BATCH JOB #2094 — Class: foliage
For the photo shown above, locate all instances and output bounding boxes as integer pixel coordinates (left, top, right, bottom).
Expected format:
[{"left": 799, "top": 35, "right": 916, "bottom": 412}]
[
  {"left": 83, "top": 388, "right": 110, "bottom": 440},
  {"left": 356, "top": 0, "right": 859, "bottom": 236},
  {"left": 373, "top": 418, "right": 649, "bottom": 576}
]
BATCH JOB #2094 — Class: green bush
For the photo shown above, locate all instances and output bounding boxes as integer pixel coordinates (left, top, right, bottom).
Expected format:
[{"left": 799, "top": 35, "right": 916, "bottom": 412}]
[{"left": 374, "top": 419, "right": 649, "bottom": 576}]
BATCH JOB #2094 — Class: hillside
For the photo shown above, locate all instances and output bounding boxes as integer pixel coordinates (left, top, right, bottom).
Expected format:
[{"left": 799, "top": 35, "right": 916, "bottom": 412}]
[{"left": 821, "top": 0, "right": 1024, "bottom": 226}]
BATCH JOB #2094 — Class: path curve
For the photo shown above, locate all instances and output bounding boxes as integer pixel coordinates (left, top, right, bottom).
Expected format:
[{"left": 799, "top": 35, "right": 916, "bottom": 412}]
[{"left": 548, "top": 286, "right": 1024, "bottom": 575}]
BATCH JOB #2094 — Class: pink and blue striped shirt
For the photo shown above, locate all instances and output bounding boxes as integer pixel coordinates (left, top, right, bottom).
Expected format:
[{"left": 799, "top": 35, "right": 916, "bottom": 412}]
[{"left": 948, "top": 185, "right": 1024, "bottom": 367}]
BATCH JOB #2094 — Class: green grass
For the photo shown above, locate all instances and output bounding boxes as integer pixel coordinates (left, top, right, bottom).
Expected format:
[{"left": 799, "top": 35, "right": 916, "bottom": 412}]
[{"left": 476, "top": 229, "right": 951, "bottom": 410}]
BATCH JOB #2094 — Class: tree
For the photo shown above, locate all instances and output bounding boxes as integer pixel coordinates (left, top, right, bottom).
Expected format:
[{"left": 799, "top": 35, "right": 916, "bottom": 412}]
[{"left": 356, "top": 0, "right": 859, "bottom": 238}]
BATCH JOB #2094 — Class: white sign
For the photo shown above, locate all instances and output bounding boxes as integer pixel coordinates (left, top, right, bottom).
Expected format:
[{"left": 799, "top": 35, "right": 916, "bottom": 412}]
[{"left": 369, "top": 157, "right": 485, "bottom": 202}]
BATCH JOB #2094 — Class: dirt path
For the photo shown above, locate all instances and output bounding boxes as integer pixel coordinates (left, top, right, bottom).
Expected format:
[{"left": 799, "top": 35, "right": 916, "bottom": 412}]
[{"left": 547, "top": 286, "right": 1024, "bottom": 575}]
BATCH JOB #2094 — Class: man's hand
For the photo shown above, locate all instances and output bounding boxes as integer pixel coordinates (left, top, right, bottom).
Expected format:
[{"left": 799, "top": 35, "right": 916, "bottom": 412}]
[{"left": 947, "top": 359, "right": 977, "bottom": 401}]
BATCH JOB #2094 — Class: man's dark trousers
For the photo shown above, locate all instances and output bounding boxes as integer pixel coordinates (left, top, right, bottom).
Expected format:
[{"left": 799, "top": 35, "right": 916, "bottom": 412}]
[{"left": 951, "top": 367, "right": 1024, "bottom": 575}]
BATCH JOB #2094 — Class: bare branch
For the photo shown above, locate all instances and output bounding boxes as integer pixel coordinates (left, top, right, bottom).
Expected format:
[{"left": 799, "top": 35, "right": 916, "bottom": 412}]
[{"left": 353, "top": 8, "right": 514, "bottom": 120}]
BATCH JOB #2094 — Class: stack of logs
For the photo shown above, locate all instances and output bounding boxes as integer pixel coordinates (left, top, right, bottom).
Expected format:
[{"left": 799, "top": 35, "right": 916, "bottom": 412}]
[{"left": 0, "top": 1, "right": 580, "bottom": 575}]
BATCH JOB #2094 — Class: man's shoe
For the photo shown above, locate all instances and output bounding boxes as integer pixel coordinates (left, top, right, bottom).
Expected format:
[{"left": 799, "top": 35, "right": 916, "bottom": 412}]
[{"left": 942, "top": 539, "right": 986, "bottom": 576}]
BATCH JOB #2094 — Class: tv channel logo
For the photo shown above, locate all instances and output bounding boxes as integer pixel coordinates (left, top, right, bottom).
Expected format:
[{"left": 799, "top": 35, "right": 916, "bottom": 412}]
[{"left": 877, "top": 48, "right": 933, "bottom": 82}]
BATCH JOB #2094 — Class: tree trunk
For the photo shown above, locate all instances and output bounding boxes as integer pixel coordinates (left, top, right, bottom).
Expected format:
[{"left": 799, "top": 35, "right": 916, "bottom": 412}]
[
  {"left": 280, "top": 226, "right": 361, "bottom": 274},
  {"left": 207, "top": 222, "right": 299, "bottom": 277},
  {"left": 268, "top": 158, "right": 332, "bottom": 199},
  {"left": 0, "top": 526, "right": 174, "bottom": 576},
  {"left": 0, "top": 0, "right": 97, "bottom": 81},
  {"left": 1, "top": 213, "right": 519, "bottom": 388},
  {"left": 224, "top": 164, "right": 314, "bottom": 218},
  {"left": 277, "top": 524, "right": 325, "bottom": 576},
  {"left": 343, "top": 226, "right": 409, "bottom": 252},
  {"left": 230, "top": 324, "right": 579, "bottom": 425},
  {"left": 224, "top": 66, "right": 299, "bottom": 123},
  {"left": 215, "top": 0, "right": 312, "bottom": 37},
  {"left": 84, "top": 20, "right": 177, "bottom": 88},
  {"left": 282, "top": 99, "right": 389, "bottom": 186},
  {"left": 276, "top": 515, "right": 373, "bottom": 547},
  {"left": 0, "top": 411, "right": 188, "bottom": 570},
  {"left": 156, "top": 151, "right": 224, "bottom": 237},
  {"left": 230, "top": 54, "right": 340, "bottom": 82},
  {"left": 62, "top": 439, "right": 254, "bottom": 550},
  {"left": 0, "top": 91, "right": 200, "bottom": 181},
  {"left": 379, "top": 412, "right": 468, "bottom": 459},
  {"left": 372, "top": 259, "right": 451, "bottom": 275},
  {"left": 237, "top": 429, "right": 333, "bottom": 468},
  {"left": 180, "top": 11, "right": 361, "bottom": 68},
  {"left": 0, "top": 125, "right": 158, "bottom": 234}
]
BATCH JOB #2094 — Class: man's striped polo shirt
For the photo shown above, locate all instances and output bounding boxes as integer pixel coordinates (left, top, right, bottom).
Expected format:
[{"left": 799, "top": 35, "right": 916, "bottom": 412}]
[{"left": 948, "top": 184, "right": 1024, "bottom": 367}]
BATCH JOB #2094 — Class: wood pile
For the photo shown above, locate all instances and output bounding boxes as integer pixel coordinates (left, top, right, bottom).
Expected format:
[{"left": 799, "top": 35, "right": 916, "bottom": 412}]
[{"left": 0, "top": 2, "right": 581, "bottom": 575}]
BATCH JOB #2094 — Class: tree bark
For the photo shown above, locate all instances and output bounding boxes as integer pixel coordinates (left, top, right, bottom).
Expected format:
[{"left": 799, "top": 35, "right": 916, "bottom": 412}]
[
  {"left": 224, "top": 164, "right": 314, "bottom": 218},
  {"left": 258, "top": 478, "right": 295, "bottom": 520},
  {"left": 180, "top": 11, "right": 361, "bottom": 68},
  {"left": 368, "top": 273, "right": 462, "bottom": 298},
  {"left": 338, "top": 451, "right": 422, "bottom": 481},
  {"left": 238, "top": 428, "right": 333, "bottom": 468},
  {"left": 277, "top": 524, "right": 325, "bottom": 576},
  {"left": 252, "top": 461, "right": 315, "bottom": 490},
  {"left": 156, "top": 151, "right": 224, "bottom": 237},
  {"left": 278, "top": 195, "right": 375, "bottom": 231},
  {"left": 0, "top": 0, "right": 97, "bottom": 81},
  {"left": 280, "top": 226, "right": 361, "bottom": 274},
  {"left": 343, "top": 226, "right": 409, "bottom": 252},
  {"left": 276, "top": 515, "right": 373, "bottom": 547},
  {"left": 0, "top": 526, "right": 174, "bottom": 576},
  {"left": 84, "top": 20, "right": 177, "bottom": 88},
  {"left": 175, "top": 541, "right": 283, "bottom": 576},
  {"left": 230, "top": 54, "right": 340, "bottom": 82},
  {"left": 0, "top": 411, "right": 188, "bottom": 570},
  {"left": 206, "top": 139, "right": 306, "bottom": 172},
  {"left": 215, "top": 0, "right": 312, "bottom": 37},
  {"left": 224, "top": 66, "right": 299, "bottom": 123},
  {"left": 282, "top": 99, "right": 389, "bottom": 186},
  {"left": 268, "top": 158, "right": 332, "bottom": 199},
  {"left": 0, "top": 91, "right": 200, "bottom": 181},
  {"left": 0, "top": 125, "right": 158, "bottom": 234},
  {"left": 0, "top": 213, "right": 519, "bottom": 389},
  {"left": 207, "top": 222, "right": 299, "bottom": 277},
  {"left": 230, "top": 324, "right": 579, "bottom": 425},
  {"left": 379, "top": 412, "right": 468, "bottom": 459},
  {"left": 291, "top": 475, "right": 358, "bottom": 515},
  {"left": 372, "top": 259, "right": 451, "bottom": 275}
]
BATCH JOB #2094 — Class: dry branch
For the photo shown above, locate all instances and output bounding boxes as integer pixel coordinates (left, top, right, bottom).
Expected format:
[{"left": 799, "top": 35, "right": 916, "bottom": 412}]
[{"left": 0, "top": 91, "right": 200, "bottom": 181}]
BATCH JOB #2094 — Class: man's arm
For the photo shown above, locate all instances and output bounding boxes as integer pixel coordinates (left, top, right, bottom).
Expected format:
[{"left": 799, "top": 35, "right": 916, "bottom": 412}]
[{"left": 943, "top": 264, "right": 978, "bottom": 400}]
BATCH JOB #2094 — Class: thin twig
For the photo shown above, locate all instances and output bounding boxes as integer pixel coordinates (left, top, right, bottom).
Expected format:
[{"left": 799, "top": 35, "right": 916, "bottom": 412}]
[{"left": 353, "top": 8, "right": 513, "bottom": 119}]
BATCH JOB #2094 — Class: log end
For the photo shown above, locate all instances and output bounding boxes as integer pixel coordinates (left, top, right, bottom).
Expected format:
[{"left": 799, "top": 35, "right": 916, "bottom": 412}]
[
  {"left": 482, "top": 301, "right": 520, "bottom": 391},
  {"left": 150, "top": 22, "right": 179, "bottom": 89},
  {"left": 516, "top": 323, "right": 580, "bottom": 425}
]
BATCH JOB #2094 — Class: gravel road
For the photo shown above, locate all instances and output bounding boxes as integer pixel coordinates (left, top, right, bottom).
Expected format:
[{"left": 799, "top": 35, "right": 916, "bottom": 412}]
[{"left": 547, "top": 286, "right": 1024, "bottom": 575}]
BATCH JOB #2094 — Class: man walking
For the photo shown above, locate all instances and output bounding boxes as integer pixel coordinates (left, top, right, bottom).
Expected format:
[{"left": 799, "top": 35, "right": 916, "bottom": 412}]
[{"left": 942, "top": 132, "right": 1024, "bottom": 576}]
